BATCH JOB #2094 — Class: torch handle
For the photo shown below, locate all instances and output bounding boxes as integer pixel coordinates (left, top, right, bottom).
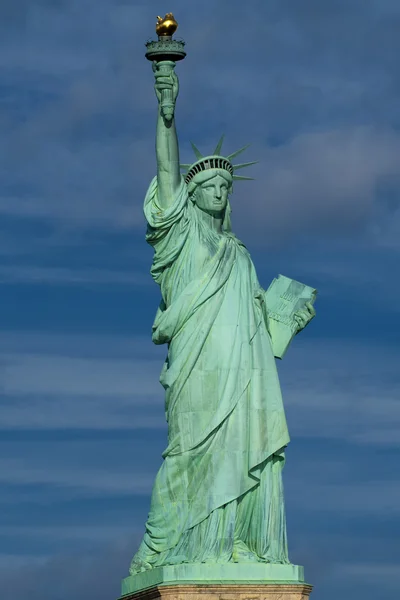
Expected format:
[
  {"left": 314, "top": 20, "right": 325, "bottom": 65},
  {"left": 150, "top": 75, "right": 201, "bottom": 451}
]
[{"left": 157, "top": 61, "right": 176, "bottom": 122}]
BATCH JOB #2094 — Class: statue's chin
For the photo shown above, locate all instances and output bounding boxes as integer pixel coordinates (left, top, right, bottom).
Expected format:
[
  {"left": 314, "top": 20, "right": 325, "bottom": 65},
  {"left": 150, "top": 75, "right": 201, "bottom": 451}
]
[{"left": 195, "top": 204, "right": 226, "bottom": 217}]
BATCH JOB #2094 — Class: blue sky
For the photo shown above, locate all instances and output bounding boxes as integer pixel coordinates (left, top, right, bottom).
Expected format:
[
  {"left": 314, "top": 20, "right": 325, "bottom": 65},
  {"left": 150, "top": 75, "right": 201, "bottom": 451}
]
[{"left": 0, "top": 0, "right": 399, "bottom": 598}]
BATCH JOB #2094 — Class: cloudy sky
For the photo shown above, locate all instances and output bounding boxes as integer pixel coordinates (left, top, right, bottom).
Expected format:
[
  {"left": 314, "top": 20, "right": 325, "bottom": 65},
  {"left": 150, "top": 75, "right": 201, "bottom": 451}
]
[{"left": 0, "top": 0, "right": 399, "bottom": 599}]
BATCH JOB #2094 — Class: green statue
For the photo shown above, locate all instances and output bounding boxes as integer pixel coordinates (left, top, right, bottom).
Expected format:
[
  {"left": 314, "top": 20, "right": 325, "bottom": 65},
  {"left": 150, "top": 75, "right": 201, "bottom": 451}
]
[{"left": 129, "top": 22, "right": 315, "bottom": 575}]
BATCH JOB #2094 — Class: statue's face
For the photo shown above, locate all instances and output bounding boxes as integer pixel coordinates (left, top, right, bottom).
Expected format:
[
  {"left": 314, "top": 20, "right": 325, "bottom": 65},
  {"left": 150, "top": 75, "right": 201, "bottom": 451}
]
[{"left": 194, "top": 175, "right": 229, "bottom": 214}]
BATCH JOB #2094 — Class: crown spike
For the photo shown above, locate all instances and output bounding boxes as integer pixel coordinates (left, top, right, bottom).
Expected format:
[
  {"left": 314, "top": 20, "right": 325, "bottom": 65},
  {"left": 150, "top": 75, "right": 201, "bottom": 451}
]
[
  {"left": 213, "top": 135, "right": 225, "bottom": 156},
  {"left": 232, "top": 175, "right": 254, "bottom": 181},
  {"left": 184, "top": 140, "right": 255, "bottom": 185},
  {"left": 190, "top": 142, "right": 203, "bottom": 160},
  {"left": 227, "top": 144, "right": 251, "bottom": 161},
  {"left": 232, "top": 160, "right": 258, "bottom": 171}
]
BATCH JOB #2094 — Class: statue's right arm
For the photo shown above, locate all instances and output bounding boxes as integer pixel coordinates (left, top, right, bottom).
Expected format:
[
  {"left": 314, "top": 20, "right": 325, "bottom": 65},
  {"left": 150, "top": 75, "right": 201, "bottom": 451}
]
[
  {"left": 154, "top": 65, "right": 181, "bottom": 209},
  {"left": 156, "top": 108, "right": 181, "bottom": 208}
]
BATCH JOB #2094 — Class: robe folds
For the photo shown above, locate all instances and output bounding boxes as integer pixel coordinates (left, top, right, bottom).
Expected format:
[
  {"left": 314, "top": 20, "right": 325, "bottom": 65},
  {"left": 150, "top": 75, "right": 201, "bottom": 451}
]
[{"left": 130, "top": 177, "right": 290, "bottom": 572}]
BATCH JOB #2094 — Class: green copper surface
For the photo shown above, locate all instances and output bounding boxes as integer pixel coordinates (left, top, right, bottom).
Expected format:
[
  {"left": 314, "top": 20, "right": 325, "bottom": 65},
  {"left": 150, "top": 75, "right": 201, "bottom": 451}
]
[{"left": 127, "top": 35, "right": 316, "bottom": 591}]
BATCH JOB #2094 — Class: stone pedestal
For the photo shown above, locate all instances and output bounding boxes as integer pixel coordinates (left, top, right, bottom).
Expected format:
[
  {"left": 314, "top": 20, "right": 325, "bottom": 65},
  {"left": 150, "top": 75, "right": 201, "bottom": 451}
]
[
  {"left": 119, "top": 564, "right": 312, "bottom": 600},
  {"left": 119, "top": 583, "right": 312, "bottom": 600}
]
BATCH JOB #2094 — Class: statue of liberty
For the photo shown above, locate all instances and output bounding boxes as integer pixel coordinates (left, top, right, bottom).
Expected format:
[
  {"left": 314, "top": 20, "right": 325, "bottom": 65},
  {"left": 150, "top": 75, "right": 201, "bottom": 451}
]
[{"left": 129, "top": 37, "right": 315, "bottom": 575}]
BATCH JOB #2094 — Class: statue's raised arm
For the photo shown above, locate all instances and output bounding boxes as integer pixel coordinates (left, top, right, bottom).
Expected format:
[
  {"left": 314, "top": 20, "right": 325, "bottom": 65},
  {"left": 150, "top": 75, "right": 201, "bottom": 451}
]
[
  {"left": 153, "top": 61, "right": 181, "bottom": 208},
  {"left": 145, "top": 14, "right": 186, "bottom": 208}
]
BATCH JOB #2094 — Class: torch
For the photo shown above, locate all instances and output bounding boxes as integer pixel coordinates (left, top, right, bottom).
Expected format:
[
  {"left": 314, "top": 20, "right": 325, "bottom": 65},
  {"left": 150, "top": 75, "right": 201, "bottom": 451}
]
[{"left": 145, "top": 13, "right": 186, "bottom": 122}]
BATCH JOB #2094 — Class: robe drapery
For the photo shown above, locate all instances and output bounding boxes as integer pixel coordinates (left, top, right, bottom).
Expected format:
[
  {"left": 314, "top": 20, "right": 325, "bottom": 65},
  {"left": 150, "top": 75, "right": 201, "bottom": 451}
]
[{"left": 130, "top": 177, "right": 290, "bottom": 572}]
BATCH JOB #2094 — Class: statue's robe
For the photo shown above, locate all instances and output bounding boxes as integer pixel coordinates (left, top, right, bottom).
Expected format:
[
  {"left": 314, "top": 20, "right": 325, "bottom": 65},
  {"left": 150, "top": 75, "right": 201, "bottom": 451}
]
[{"left": 130, "top": 177, "right": 290, "bottom": 571}]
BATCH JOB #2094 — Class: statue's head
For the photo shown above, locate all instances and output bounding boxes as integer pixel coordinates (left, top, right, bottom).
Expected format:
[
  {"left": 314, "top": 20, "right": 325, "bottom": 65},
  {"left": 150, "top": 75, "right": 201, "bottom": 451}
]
[
  {"left": 188, "top": 169, "right": 232, "bottom": 216},
  {"left": 181, "top": 137, "right": 256, "bottom": 225}
]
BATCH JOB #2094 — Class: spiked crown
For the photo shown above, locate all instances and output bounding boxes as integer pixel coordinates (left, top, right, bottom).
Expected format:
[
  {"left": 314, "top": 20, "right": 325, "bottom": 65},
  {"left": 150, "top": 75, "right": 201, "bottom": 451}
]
[{"left": 181, "top": 136, "right": 257, "bottom": 185}]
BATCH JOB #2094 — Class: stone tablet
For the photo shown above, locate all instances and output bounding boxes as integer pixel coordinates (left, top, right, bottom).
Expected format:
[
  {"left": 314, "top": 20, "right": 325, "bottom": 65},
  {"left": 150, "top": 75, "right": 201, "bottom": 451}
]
[{"left": 264, "top": 275, "right": 317, "bottom": 359}]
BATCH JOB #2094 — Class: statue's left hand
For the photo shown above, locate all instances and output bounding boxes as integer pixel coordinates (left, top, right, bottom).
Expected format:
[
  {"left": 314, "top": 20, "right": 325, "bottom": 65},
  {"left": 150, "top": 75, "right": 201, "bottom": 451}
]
[{"left": 293, "top": 302, "right": 316, "bottom": 333}]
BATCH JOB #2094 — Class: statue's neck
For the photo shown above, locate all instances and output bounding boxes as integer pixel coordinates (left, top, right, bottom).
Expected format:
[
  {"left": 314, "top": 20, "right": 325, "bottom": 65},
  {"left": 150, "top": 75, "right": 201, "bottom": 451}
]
[{"left": 195, "top": 206, "right": 225, "bottom": 234}]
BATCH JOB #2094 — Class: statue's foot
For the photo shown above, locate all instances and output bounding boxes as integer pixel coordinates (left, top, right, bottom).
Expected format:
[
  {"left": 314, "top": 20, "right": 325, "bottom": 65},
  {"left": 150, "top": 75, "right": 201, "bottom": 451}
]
[
  {"left": 231, "top": 539, "right": 260, "bottom": 563},
  {"left": 129, "top": 558, "right": 153, "bottom": 574},
  {"left": 259, "top": 557, "right": 288, "bottom": 565}
]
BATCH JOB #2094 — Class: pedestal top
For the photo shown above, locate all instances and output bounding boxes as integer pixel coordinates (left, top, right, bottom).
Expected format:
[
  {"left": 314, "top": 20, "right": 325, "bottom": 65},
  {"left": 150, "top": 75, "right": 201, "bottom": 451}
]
[{"left": 122, "top": 563, "right": 306, "bottom": 596}]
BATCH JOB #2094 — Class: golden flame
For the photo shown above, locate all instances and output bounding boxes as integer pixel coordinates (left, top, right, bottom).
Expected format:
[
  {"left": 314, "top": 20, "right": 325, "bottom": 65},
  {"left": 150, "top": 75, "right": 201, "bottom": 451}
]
[{"left": 156, "top": 13, "right": 178, "bottom": 37}]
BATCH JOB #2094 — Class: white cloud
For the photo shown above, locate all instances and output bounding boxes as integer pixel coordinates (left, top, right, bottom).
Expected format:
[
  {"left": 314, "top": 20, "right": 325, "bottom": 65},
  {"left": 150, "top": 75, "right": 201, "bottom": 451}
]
[
  {"left": 327, "top": 561, "right": 400, "bottom": 593},
  {"left": 0, "top": 536, "right": 135, "bottom": 600},
  {"left": 336, "top": 563, "right": 400, "bottom": 581},
  {"left": 0, "top": 350, "right": 166, "bottom": 429},
  {"left": 0, "top": 457, "right": 154, "bottom": 496},
  {"left": 0, "top": 394, "right": 165, "bottom": 430},
  {"left": 287, "top": 478, "right": 400, "bottom": 514},
  {"left": 284, "top": 385, "right": 400, "bottom": 445},
  {"left": 0, "top": 265, "right": 149, "bottom": 285},
  {"left": 280, "top": 339, "right": 400, "bottom": 447},
  {"left": 0, "top": 138, "right": 153, "bottom": 229},
  {"left": 232, "top": 127, "right": 400, "bottom": 241},
  {"left": 0, "top": 525, "right": 138, "bottom": 543},
  {"left": 0, "top": 555, "right": 49, "bottom": 570},
  {"left": 1, "top": 353, "right": 160, "bottom": 396},
  {"left": 0, "top": 330, "right": 155, "bottom": 358},
  {"left": 0, "top": 331, "right": 166, "bottom": 430}
]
